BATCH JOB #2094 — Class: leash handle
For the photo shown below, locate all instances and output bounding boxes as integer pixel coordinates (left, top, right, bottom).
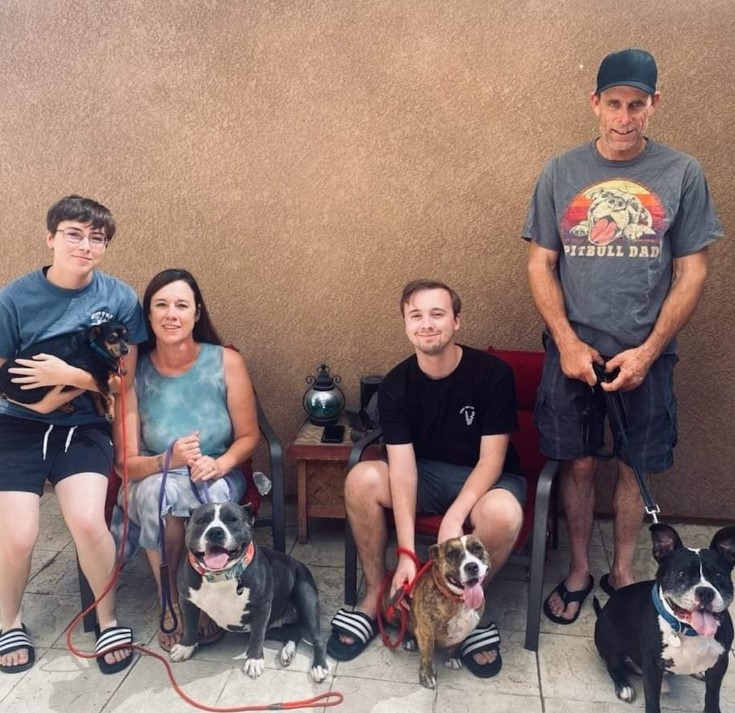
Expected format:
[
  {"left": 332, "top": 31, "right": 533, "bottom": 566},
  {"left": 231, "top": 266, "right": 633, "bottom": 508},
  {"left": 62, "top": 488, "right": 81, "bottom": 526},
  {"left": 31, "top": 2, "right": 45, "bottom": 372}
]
[{"left": 158, "top": 441, "right": 179, "bottom": 634}]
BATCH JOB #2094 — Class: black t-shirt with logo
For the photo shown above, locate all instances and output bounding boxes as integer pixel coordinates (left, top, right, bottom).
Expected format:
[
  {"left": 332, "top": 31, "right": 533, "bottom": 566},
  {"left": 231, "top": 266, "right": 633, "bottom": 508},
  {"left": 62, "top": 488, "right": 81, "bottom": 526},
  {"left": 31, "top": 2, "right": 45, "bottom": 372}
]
[{"left": 378, "top": 345, "right": 520, "bottom": 474}]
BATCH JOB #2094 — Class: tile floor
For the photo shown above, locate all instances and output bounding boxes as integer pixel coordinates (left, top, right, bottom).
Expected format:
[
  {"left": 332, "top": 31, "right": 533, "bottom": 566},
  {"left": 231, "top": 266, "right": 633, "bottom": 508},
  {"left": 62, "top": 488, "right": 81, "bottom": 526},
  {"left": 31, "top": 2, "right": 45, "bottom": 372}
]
[{"left": 1, "top": 493, "right": 733, "bottom": 712}]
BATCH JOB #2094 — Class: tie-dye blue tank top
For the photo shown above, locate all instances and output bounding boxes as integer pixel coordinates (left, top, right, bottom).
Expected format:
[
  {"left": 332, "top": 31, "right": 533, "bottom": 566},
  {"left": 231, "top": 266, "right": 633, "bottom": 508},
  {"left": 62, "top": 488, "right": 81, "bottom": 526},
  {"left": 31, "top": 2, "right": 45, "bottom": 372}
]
[{"left": 136, "top": 343, "right": 233, "bottom": 457}]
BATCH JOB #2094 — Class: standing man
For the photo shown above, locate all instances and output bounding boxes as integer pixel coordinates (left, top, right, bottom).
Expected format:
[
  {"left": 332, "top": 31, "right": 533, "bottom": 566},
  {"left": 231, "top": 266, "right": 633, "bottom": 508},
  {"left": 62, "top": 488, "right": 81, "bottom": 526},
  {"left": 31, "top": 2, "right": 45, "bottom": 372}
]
[
  {"left": 0, "top": 195, "right": 147, "bottom": 673},
  {"left": 327, "top": 279, "right": 525, "bottom": 678},
  {"left": 523, "top": 49, "right": 723, "bottom": 624}
]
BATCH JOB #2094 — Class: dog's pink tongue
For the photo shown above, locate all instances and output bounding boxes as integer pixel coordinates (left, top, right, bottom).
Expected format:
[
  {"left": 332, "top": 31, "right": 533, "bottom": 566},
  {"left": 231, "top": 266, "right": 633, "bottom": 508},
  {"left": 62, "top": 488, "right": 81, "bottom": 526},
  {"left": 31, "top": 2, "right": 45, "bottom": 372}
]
[
  {"left": 690, "top": 610, "right": 720, "bottom": 636},
  {"left": 462, "top": 582, "right": 484, "bottom": 609},
  {"left": 204, "top": 552, "right": 229, "bottom": 570}
]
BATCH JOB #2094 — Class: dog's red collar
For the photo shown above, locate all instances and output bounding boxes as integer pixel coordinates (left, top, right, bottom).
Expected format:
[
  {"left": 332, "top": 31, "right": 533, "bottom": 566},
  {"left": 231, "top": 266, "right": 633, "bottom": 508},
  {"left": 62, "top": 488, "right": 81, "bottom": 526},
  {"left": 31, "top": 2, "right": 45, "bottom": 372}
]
[
  {"left": 431, "top": 565, "right": 466, "bottom": 604},
  {"left": 188, "top": 541, "right": 255, "bottom": 582}
]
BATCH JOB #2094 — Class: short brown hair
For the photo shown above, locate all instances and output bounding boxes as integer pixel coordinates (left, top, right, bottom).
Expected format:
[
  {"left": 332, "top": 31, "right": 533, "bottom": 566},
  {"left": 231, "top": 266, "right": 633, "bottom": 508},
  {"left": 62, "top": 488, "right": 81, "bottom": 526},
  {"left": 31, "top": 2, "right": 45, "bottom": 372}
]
[{"left": 400, "top": 279, "right": 462, "bottom": 316}]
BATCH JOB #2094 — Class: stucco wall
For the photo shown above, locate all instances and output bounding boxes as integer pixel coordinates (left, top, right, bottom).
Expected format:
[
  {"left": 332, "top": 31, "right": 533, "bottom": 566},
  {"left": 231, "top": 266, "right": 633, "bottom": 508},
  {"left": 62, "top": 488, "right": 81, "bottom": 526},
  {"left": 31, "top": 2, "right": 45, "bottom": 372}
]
[{"left": 1, "top": 0, "right": 733, "bottom": 519}]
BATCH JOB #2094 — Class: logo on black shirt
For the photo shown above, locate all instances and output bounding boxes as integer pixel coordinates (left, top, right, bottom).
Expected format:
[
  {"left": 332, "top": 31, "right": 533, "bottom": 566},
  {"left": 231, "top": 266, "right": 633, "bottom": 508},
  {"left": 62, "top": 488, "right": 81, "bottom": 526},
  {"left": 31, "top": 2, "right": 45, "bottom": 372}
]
[{"left": 459, "top": 405, "right": 475, "bottom": 426}]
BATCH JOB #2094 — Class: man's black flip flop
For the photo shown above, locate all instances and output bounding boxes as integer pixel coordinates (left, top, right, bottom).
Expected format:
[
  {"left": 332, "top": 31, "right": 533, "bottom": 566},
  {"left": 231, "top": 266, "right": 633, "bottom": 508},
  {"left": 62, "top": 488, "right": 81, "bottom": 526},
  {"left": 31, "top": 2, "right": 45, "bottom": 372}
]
[{"left": 543, "top": 575, "right": 595, "bottom": 625}]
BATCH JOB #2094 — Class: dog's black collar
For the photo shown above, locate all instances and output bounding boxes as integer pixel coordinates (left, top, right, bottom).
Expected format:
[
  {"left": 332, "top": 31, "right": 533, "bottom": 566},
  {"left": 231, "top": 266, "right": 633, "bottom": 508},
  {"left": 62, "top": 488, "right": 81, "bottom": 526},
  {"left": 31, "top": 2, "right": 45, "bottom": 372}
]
[{"left": 651, "top": 583, "right": 699, "bottom": 637}]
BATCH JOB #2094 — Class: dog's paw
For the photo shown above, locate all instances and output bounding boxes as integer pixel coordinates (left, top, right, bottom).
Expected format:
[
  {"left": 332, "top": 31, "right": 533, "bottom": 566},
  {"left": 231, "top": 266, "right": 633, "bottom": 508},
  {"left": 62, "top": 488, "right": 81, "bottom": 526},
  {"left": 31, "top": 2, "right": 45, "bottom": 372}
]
[
  {"left": 402, "top": 638, "right": 417, "bottom": 652},
  {"left": 243, "top": 657, "right": 265, "bottom": 679},
  {"left": 419, "top": 669, "right": 437, "bottom": 690},
  {"left": 615, "top": 683, "right": 636, "bottom": 703},
  {"left": 279, "top": 641, "right": 296, "bottom": 667},
  {"left": 170, "top": 643, "right": 196, "bottom": 662},
  {"left": 445, "top": 656, "right": 462, "bottom": 670},
  {"left": 310, "top": 663, "right": 329, "bottom": 683}
]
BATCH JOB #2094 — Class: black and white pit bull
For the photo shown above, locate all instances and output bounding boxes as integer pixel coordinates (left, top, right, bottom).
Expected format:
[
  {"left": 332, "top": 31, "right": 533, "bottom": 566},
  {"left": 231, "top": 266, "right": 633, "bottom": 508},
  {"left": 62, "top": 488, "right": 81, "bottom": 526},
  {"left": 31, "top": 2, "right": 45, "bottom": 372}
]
[
  {"left": 594, "top": 523, "right": 735, "bottom": 713},
  {"left": 170, "top": 501, "right": 329, "bottom": 682}
]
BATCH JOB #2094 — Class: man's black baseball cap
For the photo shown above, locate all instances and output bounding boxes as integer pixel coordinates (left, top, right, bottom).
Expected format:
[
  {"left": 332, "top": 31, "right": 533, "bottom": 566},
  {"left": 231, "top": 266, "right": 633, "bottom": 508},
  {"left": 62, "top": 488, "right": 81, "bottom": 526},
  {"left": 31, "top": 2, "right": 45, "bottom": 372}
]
[{"left": 596, "top": 49, "right": 657, "bottom": 95}]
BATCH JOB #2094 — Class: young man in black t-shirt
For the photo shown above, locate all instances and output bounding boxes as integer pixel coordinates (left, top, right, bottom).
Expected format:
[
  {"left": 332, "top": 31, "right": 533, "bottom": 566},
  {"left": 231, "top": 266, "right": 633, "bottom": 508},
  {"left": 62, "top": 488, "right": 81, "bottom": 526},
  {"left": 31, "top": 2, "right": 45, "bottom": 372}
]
[{"left": 327, "top": 279, "right": 526, "bottom": 678}]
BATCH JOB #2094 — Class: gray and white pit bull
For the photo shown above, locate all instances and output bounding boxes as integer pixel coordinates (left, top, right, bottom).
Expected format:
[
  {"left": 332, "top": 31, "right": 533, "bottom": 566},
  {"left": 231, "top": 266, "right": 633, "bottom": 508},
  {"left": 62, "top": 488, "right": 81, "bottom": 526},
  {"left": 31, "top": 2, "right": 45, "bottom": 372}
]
[{"left": 170, "top": 501, "right": 329, "bottom": 682}]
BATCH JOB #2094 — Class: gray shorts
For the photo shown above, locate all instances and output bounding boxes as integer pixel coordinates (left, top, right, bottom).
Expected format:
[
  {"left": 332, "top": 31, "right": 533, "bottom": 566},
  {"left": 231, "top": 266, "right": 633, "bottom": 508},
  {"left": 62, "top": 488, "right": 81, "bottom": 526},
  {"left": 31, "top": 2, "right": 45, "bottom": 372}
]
[
  {"left": 416, "top": 458, "right": 526, "bottom": 514},
  {"left": 535, "top": 338, "right": 678, "bottom": 473}
]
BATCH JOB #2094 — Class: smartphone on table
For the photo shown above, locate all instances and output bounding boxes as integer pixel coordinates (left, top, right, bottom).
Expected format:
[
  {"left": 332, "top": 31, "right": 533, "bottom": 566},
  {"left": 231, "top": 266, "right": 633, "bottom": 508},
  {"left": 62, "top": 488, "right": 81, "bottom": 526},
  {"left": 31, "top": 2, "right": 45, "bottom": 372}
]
[{"left": 321, "top": 424, "right": 345, "bottom": 443}]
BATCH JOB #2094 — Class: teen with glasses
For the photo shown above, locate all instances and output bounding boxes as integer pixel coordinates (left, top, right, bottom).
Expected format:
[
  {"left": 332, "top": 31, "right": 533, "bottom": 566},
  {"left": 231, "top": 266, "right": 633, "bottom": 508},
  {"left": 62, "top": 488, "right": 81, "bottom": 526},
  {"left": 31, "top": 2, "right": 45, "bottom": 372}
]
[{"left": 0, "top": 195, "right": 147, "bottom": 675}]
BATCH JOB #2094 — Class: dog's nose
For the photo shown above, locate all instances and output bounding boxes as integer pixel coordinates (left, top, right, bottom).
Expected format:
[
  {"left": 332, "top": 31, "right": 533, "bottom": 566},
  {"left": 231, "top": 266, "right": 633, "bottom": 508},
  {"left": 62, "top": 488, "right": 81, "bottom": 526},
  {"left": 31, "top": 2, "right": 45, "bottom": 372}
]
[
  {"left": 464, "top": 561, "right": 479, "bottom": 577},
  {"left": 696, "top": 586, "right": 715, "bottom": 606},
  {"left": 120, "top": 343, "right": 129, "bottom": 355},
  {"left": 207, "top": 527, "right": 225, "bottom": 541}
]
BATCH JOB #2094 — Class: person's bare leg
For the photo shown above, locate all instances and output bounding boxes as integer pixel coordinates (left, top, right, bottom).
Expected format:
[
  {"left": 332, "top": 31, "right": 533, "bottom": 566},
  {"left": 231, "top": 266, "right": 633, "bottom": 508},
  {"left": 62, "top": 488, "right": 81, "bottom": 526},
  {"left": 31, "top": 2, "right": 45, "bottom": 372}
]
[
  {"left": 468, "top": 488, "right": 523, "bottom": 664},
  {"left": 0, "top": 492, "right": 39, "bottom": 669},
  {"left": 338, "top": 460, "right": 392, "bottom": 644},
  {"left": 56, "top": 473, "right": 130, "bottom": 667},
  {"left": 546, "top": 457, "right": 597, "bottom": 620},
  {"left": 608, "top": 460, "right": 644, "bottom": 590}
]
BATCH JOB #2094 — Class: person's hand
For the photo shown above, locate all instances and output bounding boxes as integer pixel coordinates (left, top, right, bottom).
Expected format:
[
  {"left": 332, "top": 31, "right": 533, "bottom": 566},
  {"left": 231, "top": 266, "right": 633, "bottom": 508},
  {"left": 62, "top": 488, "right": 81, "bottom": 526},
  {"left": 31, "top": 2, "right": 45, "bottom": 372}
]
[
  {"left": 390, "top": 555, "right": 417, "bottom": 611},
  {"left": 7, "top": 384, "right": 84, "bottom": 413},
  {"left": 170, "top": 432, "right": 201, "bottom": 469},
  {"left": 437, "top": 513, "right": 464, "bottom": 544},
  {"left": 557, "top": 340, "right": 604, "bottom": 386},
  {"left": 601, "top": 347, "right": 654, "bottom": 392},
  {"left": 8, "top": 354, "right": 77, "bottom": 390},
  {"left": 189, "top": 454, "right": 224, "bottom": 483}
]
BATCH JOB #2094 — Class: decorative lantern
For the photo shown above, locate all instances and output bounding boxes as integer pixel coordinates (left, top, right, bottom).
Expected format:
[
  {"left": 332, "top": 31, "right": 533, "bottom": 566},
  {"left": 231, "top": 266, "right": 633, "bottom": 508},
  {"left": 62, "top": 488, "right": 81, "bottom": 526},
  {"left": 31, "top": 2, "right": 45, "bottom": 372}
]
[{"left": 303, "top": 364, "right": 345, "bottom": 426}]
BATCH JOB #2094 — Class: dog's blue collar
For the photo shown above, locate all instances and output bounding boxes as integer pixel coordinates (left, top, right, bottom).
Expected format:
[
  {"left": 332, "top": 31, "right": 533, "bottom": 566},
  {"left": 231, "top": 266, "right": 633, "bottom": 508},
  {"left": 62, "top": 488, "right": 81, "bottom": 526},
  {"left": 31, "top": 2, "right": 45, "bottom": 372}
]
[
  {"left": 87, "top": 337, "right": 118, "bottom": 366},
  {"left": 651, "top": 584, "right": 698, "bottom": 637}
]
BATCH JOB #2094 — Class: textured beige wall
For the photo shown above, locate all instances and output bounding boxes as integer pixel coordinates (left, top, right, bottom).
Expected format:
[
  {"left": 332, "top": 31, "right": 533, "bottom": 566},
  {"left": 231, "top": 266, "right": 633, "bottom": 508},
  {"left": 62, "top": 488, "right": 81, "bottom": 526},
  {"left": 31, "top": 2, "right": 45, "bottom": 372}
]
[{"left": 1, "top": 0, "right": 733, "bottom": 518}]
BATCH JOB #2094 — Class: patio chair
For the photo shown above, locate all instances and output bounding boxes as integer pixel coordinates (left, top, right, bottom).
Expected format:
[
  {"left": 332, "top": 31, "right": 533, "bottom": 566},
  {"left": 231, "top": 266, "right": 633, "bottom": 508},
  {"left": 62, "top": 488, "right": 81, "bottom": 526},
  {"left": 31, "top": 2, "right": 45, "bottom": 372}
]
[
  {"left": 77, "top": 390, "right": 285, "bottom": 632},
  {"left": 342, "top": 347, "right": 560, "bottom": 651}
]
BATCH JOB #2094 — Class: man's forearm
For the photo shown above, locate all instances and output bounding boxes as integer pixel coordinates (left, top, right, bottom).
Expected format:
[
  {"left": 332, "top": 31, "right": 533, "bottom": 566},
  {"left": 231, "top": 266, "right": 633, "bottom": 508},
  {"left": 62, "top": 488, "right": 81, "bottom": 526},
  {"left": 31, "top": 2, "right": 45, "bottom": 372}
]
[
  {"left": 528, "top": 247, "right": 578, "bottom": 349},
  {"left": 639, "top": 251, "right": 708, "bottom": 361}
]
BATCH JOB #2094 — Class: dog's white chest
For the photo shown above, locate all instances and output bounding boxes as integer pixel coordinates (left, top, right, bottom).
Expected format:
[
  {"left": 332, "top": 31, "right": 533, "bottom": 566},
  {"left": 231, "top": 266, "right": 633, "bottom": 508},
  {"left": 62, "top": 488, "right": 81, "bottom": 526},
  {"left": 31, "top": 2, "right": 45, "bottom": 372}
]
[
  {"left": 444, "top": 607, "right": 481, "bottom": 647},
  {"left": 188, "top": 579, "right": 251, "bottom": 630},
  {"left": 659, "top": 619, "right": 725, "bottom": 674}
]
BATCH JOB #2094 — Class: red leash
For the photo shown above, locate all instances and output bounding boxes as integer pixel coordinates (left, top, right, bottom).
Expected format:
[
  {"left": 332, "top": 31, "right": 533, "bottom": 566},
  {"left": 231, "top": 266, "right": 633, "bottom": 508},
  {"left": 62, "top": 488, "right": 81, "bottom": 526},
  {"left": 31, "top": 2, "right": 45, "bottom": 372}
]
[
  {"left": 376, "top": 547, "right": 433, "bottom": 650},
  {"left": 64, "top": 361, "right": 344, "bottom": 711}
]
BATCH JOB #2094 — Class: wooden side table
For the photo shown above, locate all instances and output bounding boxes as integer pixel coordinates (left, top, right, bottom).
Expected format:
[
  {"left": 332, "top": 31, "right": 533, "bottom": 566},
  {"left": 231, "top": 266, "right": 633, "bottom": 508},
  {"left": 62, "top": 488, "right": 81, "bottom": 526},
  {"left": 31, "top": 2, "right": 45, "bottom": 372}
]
[{"left": 286, "top": 418, "right": 383, "bottom": 543}]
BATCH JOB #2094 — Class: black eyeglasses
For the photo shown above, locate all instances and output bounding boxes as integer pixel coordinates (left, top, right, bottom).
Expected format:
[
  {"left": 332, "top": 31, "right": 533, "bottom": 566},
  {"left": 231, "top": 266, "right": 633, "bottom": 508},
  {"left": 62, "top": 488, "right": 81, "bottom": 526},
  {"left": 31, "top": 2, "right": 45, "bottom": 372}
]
[{"left": 56, "top": 228, "right": 108, "bottom": 248}]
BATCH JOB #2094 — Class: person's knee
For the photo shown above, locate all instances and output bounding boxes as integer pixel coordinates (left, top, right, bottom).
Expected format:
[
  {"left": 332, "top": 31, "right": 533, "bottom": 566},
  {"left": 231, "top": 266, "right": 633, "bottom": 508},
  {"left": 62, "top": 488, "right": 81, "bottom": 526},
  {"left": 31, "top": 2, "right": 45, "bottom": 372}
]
[
  {"left": 472, "top": 491, "right": 523, "bottom": 546},
  {"left": 66, "top": 510, "right": 110, "bottom": 547},
  {"left": 345, "top": 460, "right": 389, "bottom": 507},
  {"left": 0, "top": 520, "right": 39, "bottom": 559},
  {"left": 564, "top": 457, "right": 597, "bottom": 483}
]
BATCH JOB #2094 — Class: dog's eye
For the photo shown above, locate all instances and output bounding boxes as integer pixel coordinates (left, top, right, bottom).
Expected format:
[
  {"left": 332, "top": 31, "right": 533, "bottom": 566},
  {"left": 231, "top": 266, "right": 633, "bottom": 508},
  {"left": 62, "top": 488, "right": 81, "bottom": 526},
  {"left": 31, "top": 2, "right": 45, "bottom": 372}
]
[
  {"left": 469, "top": 542, "right": 483, "bottom": 556},
  {"left": 224, "top": 514, "right": 239, "bottom": 523},
  {"left": 677, "top": 570, "right": 688, "bottom": 580}
]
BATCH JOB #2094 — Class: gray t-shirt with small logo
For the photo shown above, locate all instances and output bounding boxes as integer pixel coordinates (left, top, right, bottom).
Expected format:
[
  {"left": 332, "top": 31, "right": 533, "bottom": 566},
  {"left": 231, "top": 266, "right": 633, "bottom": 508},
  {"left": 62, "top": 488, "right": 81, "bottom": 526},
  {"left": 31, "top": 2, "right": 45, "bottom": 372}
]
[{"left": 522, "top": 139, "right": 723, "bottom": 355}]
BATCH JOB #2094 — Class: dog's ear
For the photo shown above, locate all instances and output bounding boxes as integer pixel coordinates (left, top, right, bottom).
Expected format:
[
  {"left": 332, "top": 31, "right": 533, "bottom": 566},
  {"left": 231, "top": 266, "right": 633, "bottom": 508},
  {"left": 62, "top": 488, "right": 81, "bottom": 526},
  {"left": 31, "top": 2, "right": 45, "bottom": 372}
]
[
  {"left": 240, "top": 502, "right": 256, "bottom": 525},
  {"left": 650, "top": 523, "right": 683, "bottom": 564},
  {"left": 710, "top": 526, "right": 735, "bottom": 570},
  {"left": 428, "top": 543, "right": 440, "bottom": 563}
]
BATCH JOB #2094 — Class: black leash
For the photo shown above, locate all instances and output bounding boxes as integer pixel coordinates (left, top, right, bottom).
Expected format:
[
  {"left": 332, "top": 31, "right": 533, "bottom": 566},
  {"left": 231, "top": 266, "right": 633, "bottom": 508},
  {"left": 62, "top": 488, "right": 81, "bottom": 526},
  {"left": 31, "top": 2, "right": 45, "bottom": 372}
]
[{"left": 585, "top": 362, "right": 660, "bottom": 523}]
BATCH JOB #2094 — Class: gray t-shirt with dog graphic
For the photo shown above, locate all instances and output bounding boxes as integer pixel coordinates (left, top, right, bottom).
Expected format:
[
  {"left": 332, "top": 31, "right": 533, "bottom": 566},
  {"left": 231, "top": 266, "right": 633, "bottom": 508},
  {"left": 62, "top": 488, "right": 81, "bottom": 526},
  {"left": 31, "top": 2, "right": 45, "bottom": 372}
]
[{"left": 521, "top": 139, "right": 723, "bottom": 355}]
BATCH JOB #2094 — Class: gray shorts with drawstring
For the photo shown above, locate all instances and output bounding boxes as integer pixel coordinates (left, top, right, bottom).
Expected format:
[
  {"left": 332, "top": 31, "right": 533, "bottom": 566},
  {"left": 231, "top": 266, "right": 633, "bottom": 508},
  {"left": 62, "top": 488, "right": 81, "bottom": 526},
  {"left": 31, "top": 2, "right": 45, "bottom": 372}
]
[{"left": 0, "top": 414, "right": 113, "bottom": 495}]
